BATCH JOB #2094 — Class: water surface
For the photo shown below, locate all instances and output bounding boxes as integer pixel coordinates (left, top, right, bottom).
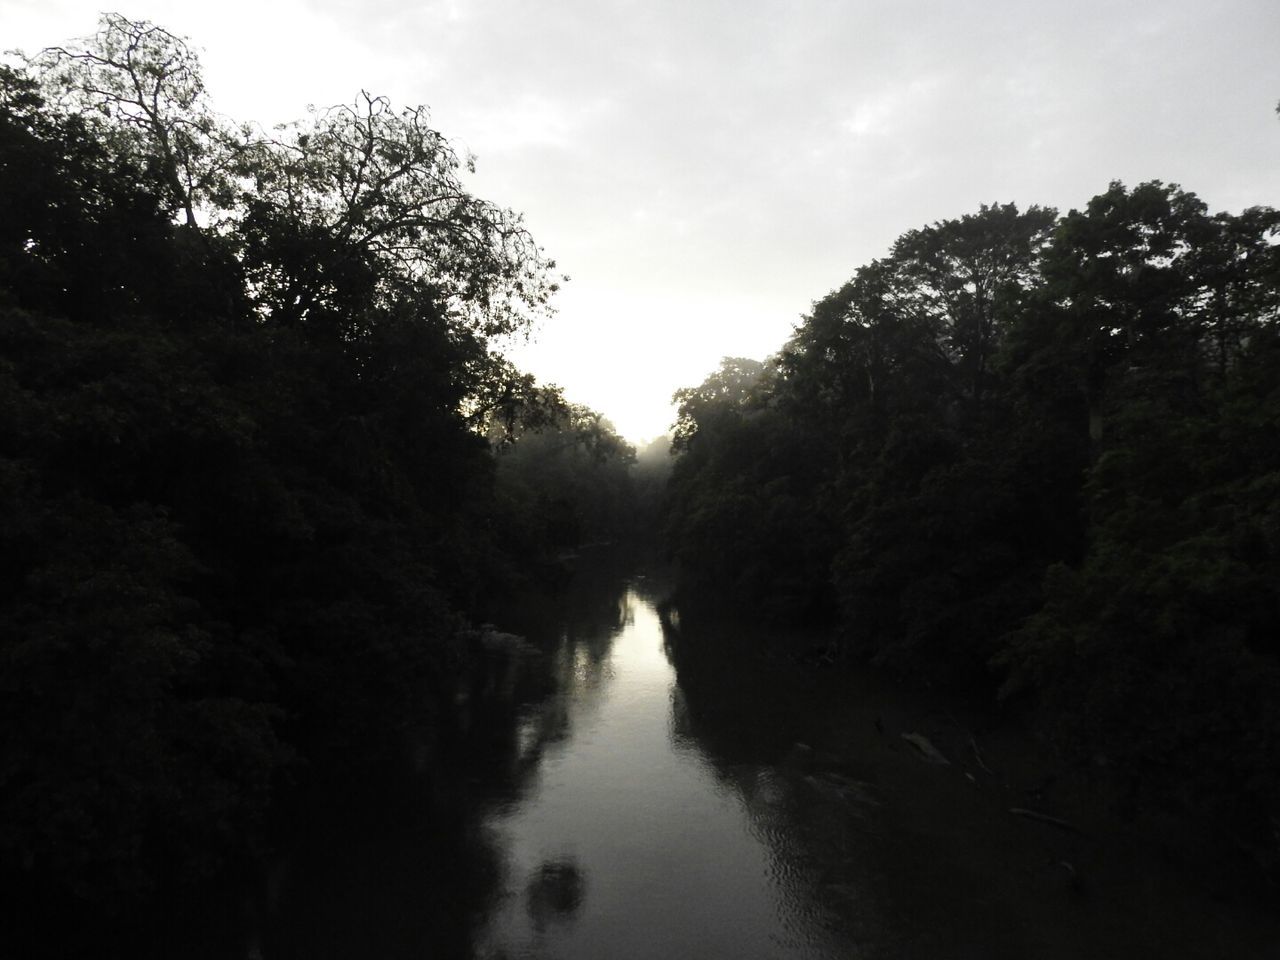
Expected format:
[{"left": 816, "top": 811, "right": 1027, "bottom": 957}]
[
  {"left": 470, "top": 561, "right": 1280, "bottom": 960},
  {"left": 476, "top": 576, "right": 849, "bottom": 959},
  {"left": 263, "top": 556, "right": 1280, "bottom": 960}
]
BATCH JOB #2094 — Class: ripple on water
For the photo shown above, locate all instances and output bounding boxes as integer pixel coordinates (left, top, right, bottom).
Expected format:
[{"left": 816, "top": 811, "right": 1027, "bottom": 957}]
[{"left": 474, "top": 587, "right": 865, "bottom": 960}]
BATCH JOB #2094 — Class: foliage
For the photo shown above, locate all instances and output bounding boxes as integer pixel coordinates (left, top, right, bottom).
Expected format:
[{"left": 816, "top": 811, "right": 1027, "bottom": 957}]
[
  {"left": 0, "top": 21, "right": 610, "bottom": 942},
  {"left": 27, "top": 14, "right": 245, "bottom": 228},
  {"left": 489, "top": 398, "right": 637, "bottom": 578},
  {"left": 666, "top": 357, "right": 837, "bottom": 620},
  {"left": 27, "top": 13, "right": 560, "bottom": 338},
  {"left": 244, "top": 92, "right": 558, "bottom": 336},
  {"left": 665, "top": 187, "right": 1280, "bottom": 858},
  {"left": 631, "top": 434, "right": 675, "bottom": 539}
]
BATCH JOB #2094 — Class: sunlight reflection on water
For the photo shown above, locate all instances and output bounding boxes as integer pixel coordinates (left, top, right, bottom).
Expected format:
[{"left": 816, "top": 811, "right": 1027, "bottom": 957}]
[{"left": 475, "top": 585, "right": 852, "bottom": 960}]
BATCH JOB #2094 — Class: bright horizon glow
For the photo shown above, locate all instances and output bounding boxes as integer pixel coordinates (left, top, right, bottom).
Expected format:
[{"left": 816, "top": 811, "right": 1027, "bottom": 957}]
[{"left": 7, "top": 1, "right": 1279, "bottom": 444}]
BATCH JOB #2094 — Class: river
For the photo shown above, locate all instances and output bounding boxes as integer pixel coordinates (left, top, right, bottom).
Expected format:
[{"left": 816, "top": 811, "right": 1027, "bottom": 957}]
[
  {"left": 473, "top": 571, "right": 849, "bottom": 959},
  {"left": 262, "top": 552, "right": 1279, "bottom": 959}
]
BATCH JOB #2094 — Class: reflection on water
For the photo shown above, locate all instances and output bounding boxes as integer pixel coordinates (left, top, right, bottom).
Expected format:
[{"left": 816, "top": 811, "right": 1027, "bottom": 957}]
[
  {"left": 525, "top": 858, "right": 586, "bottom": 932},
  {"left": 261, "top": 553, "right": 1280, "bottom": 959},
  {"left": 472, "top": 557, "right": 1280, "bottom": 960},
  {"left": 474, "top": 572, "right": 854, "bottom": 960}
]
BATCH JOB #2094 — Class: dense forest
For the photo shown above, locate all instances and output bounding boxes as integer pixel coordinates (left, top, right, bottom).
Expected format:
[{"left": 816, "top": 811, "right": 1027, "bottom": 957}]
[
  {"left": 5, "top": 12, "right": 1280, "bottom": 956},
  {"left": 0, "top": 15, "right": 637, "bottom": 947},
  {"left": 664, "top": 188, "right": 1280, "bottom": 868}
]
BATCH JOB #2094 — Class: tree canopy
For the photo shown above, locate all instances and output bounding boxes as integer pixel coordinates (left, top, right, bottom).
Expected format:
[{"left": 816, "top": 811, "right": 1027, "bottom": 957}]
[
  {"left": 27, "top": 13, "right": 560, "bottom": 338},
  {"left": 0, "top": 19, "right": 624, "bottom": 952},
  {"left": 664, "top": 185, "right": 1280, "bottom": 866}
]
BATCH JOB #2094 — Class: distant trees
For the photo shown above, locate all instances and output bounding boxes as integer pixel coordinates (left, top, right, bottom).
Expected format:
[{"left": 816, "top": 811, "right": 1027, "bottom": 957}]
[
  {"left": 489, "top": 394, "right": 637, "bottom": 575},
  {"left": 632, "top": 434, "right": 675, "bottom": 536},
  {"left": 666, "top": 357, "right": 836, "bottom": 619},
  {"left": 665, "top": 185, "right": 1280, "bottom": 861}
]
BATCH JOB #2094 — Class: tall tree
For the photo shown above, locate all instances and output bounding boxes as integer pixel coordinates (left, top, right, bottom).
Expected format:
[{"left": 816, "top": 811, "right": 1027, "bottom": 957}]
[
  {"left": 30, "top": 14, "right": 246, "bottom": 229},
  {"left": 30, "top": 14, "right": 560, "bottom": 344}
]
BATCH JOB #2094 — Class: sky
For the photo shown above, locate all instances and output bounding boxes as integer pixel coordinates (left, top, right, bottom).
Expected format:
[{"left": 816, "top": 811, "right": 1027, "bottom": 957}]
[{"left": 5, "top": 1, "right": 1279, "bottom": 442}]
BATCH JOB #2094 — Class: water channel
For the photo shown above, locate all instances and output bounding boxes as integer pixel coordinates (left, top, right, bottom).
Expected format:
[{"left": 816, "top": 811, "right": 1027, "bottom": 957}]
[
  {"left": 474, "top": 572, "right": 848, "bottom": 959},
  {"left": 265, "top": 553, "right": 1279, "bottom": 959}
]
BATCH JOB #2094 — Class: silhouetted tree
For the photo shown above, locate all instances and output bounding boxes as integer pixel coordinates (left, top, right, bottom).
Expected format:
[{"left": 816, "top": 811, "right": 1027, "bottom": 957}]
[
  {"left": 664, "top": 184, "right": 1280, "bottom": 863},
  {"left": 0, "top": 19, "right": 619, "bottom": 953}
]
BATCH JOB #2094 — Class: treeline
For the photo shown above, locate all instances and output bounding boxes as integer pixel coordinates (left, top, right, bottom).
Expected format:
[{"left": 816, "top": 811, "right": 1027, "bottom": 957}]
[
  {"left": 665, "top": 187, "right": 1280, "bottom": 863},
  {"left": 0, "top": 15, "right": 634, "bottom": 934}
]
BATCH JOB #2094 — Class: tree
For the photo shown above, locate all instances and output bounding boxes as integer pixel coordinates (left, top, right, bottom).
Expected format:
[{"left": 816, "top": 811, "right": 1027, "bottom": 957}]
[
  {"left": 490, "top": 397, "right": 637, "bottom": 566},
  {"left": 29, "top": 14, "right": 561, "bottom": 341},
  {"left": 671, "top": 356, "right": 770, "bottom": 451},
  {"left": 1, "top": 23, "right": 591, "bottom": 947},
  {"left": 29, "top": 14, "right": 247, "bottom": 229},
  {"left": 888, "top": 203, "right": 1057, "bottom": 409},
  {"left": 997, "top": 185, "right": 1280, "bottom": 851},
  {"left": 244, "top": 92, "right": 559, "bottom": 336},
  {"left": 768, "top": 205, "right": 1063, "bottom": 675}
]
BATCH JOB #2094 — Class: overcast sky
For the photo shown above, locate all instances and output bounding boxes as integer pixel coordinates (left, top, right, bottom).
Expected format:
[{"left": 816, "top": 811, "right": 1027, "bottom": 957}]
[{"left": 7, "top": 1, "right": 1280, "bottom": 441}]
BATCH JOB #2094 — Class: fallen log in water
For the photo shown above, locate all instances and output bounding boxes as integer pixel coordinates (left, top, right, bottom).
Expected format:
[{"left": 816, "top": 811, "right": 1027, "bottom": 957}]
[
  {"left": 1009, "top": 807, "right": 1081, "bottom": 834},
  {"left": 900, "top": 732, "right": 950, "bottom": 765},
  {"left": 969, "top": 736, "right": 994, "bottom": 775}
]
